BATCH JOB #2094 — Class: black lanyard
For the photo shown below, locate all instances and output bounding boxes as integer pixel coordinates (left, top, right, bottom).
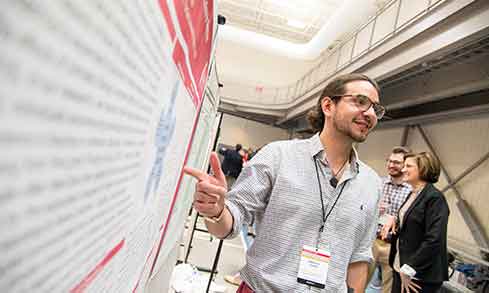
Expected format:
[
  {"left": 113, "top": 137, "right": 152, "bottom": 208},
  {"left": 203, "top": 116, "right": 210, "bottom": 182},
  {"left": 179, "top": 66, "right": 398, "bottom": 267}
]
[{"left": 314, "top": 157, "right": 347, "bottom": 232}]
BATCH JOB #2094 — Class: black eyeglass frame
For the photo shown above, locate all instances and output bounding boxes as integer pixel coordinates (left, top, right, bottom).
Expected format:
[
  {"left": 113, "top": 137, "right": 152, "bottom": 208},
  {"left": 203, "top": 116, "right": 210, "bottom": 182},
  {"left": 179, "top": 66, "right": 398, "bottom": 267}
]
[{"left": 330, "top": 94, "right": 385, "bottom": 119}]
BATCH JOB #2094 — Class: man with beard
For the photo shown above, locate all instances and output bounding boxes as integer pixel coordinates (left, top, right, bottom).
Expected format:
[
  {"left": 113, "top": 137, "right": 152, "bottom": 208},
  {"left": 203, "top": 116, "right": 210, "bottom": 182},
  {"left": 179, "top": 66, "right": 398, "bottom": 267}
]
[
  {"left": 368, "top": 147, "right": 412, "bottom": 293},
  {"left": 184, "top": 73, "right": 385, "bottom": 292}
]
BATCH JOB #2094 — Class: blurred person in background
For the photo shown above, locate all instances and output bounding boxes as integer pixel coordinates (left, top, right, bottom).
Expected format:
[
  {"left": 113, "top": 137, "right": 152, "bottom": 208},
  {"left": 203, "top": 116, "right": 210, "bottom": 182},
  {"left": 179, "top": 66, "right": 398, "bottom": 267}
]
[
  {"left": 247, "top": 146, "right": 261, "bottom": 161},
  {"left": 219, "top": 144, "right": 244, "bottom": 187},
  {"left": 368, "top": 146, "right": 412, "bottom": 293},
  {"left": 383, "top": 152, "right": 449, "bottom": 293}
]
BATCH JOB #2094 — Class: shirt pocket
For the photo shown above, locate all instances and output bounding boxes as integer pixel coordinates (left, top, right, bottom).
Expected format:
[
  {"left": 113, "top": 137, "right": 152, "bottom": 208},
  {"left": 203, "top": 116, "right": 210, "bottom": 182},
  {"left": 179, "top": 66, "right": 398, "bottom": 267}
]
[{"left": 335, "top": 200, "right": 372, "bottom": 240}]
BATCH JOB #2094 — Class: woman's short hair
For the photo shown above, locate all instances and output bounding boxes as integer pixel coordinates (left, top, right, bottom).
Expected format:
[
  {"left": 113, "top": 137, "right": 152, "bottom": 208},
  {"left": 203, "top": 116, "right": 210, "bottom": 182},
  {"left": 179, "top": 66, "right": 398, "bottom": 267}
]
[
  {"left": 306, "top": 73, "right": 380, "bottom": 133},
  {"left": 404, "top": 152, "right": 441, "bottom": 183}
]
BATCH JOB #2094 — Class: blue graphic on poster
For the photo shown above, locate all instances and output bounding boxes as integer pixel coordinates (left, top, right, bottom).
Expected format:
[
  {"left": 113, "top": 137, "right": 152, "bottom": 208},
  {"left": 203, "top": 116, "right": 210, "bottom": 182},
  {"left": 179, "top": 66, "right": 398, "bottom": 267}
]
[{"left": 144, "top": 80, "right": 179, "bottom": 203}]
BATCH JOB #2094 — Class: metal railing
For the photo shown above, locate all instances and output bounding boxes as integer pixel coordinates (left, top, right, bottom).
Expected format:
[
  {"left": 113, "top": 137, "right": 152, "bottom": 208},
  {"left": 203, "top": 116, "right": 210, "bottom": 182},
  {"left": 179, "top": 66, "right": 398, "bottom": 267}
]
[{"left": 222, "top": 0, "right": 447, "bottom": 106}]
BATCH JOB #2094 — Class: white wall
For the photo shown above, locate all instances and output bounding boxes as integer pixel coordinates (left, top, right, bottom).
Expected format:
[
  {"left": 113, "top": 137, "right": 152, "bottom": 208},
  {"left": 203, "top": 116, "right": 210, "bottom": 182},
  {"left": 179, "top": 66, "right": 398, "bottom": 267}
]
[
  {"left": 216, "top": 40, "right": 317, "bottom": 87},
  {"left": 415, "top": 115, "right": 489, "bottom": 256},
  {"left": 358, "top": 114, "right": 489, "bottom": 258},
  {"left": 356, "top": 127, "right": 407, "bottom": 175},
  {"left": 218, "top": 114, "right": 289, "bottom": 150}
]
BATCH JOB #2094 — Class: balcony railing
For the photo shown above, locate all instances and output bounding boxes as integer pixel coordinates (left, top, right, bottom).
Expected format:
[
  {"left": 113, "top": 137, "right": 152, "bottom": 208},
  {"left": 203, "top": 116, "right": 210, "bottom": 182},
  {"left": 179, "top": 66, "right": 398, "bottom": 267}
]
[{"left": 221, "top": 0, "right": 447, "bottom": 106}]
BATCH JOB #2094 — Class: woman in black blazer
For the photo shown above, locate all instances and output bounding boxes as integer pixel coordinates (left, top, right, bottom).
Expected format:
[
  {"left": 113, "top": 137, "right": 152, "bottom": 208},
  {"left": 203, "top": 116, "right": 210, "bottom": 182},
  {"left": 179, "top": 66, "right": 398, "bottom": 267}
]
[{"left": 385, "top": 152, "right": 450, "bottom": 293}]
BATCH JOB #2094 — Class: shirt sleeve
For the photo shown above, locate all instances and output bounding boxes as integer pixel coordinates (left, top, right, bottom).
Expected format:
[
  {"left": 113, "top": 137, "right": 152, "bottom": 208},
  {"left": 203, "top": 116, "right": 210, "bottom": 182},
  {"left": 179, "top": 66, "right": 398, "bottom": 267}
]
[
  {"left": 350, "top": 178, "right": 382, "bottom": 263},
  {"left": 224, "top": 143, "right": 279, "bottom": 239}
]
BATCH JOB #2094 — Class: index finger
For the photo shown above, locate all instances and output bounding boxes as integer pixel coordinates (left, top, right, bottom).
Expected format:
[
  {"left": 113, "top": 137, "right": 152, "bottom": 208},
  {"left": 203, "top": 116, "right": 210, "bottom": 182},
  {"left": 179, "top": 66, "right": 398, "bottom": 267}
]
[
  {"left": 183, "top": 166, "right": 208, "bottom": 182},
  {"left": 410, "top": 281, "right": 421, "bottom": 289},
  {"left": 209, "top": 152, "right": 226, "bottom": 183}
]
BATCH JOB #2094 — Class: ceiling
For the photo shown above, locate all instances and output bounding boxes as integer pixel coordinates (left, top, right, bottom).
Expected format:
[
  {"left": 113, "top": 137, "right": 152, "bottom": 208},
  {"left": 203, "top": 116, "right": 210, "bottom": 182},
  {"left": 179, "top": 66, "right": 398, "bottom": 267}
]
[
  {"left": 217, "top": 0, "right": 345, "bottom": 43},
  {"left": 215, "top": 0, "right": 489, "bottom": 132}
]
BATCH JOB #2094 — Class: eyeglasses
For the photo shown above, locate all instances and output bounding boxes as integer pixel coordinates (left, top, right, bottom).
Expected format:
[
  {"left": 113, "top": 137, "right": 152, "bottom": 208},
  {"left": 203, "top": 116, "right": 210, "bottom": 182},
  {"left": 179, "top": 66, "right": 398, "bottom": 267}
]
[
  {"left": 386, "top": 159, "right": 403, "bottom": 165},
  {"left": 331, "top": 94, "right": 386, "bottom": 119}
]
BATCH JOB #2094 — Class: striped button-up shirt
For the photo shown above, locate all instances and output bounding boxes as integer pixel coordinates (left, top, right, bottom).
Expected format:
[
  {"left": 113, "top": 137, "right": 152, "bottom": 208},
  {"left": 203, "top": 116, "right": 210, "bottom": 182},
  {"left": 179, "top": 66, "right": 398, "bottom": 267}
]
[{"left": 225, "top": 134, "right": 382, "bottom": 292}]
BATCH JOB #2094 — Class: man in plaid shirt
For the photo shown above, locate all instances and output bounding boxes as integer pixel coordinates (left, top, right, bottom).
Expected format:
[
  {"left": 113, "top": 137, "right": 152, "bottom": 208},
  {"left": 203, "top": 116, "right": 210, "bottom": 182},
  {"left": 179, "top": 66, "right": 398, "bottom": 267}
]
[{"left": 370, "top": 146, "right": 412, "bottom": 293}]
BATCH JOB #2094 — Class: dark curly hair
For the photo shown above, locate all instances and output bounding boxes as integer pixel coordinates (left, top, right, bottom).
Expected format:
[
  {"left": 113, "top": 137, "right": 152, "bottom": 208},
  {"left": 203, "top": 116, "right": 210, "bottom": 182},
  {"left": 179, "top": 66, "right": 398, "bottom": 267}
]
[{"left": 306, "top": 73, "right": 380, "bottom": 132}]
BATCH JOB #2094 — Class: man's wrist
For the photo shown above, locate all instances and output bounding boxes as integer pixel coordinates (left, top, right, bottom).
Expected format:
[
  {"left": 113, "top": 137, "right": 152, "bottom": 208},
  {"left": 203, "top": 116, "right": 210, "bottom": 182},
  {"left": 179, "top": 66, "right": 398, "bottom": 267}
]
[{"left": 204, "top": 206, "right": 226, "bottom": 223}]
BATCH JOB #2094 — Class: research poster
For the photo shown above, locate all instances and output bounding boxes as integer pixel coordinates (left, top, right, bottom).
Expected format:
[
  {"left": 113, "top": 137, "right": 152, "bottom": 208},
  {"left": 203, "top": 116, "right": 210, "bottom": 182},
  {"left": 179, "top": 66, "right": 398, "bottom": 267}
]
[
  {"left": 0, "top": 0, "right": 215, "bottom": 292},
  {"left": 144, "top": 0, "right": 217, "bottom": 284}
]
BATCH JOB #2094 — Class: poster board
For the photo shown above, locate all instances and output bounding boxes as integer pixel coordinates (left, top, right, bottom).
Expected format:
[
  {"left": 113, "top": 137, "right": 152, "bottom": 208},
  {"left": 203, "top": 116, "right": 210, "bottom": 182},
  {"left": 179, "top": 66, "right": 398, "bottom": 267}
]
[{"left": 0, "top": 1, "right": 217, "bottom": 292}]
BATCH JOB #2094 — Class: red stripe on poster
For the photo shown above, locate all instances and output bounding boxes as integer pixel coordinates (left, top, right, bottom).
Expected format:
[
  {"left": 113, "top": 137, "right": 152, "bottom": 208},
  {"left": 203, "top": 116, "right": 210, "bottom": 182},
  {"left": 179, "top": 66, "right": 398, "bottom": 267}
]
[
  {"left": 173, "top": 41, "right": 199, "bottom": 106},
  {"left": 131, "top": 242, "right": 159, "bottom": 293},
  {"left": 70, "top": 239, "right": 125, "bottom": 293},
  {"left": 158, "top": 0, "right": 176, "bottom": 39}
]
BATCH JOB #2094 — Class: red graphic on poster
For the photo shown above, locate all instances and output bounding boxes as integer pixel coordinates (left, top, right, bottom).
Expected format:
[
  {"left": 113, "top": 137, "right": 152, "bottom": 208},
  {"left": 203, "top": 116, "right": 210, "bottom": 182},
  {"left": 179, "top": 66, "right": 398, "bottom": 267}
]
[
  {"left": 70, "top": 239, "right": 125, "bottom": 293},
  {"left": 159, "top": 0, "right": 214, "bottom": 106}
]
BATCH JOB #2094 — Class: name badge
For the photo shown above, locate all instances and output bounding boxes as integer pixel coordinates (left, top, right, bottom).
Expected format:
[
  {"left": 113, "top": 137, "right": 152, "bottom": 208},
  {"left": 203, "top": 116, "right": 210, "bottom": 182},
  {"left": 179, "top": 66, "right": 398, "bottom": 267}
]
[{"left": 297, "top": 245, "right": 331, "bottom": 289}]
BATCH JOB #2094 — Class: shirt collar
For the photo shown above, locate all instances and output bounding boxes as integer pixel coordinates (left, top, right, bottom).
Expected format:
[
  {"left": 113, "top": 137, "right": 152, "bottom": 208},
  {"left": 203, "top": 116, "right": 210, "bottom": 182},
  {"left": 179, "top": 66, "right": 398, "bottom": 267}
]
[
  {"left": 308, "top": 133, "right": 360, "bottom": 174},
  {"left": 385, "top": 176, "right": 410, "bottom": 188}
]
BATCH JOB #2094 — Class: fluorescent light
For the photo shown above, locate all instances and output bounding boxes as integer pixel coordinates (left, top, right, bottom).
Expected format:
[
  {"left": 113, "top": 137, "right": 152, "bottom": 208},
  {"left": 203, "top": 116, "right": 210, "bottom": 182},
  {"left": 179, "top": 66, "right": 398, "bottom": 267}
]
[{"left": 287, "top": 19, "right": 306, "bottom": 29}]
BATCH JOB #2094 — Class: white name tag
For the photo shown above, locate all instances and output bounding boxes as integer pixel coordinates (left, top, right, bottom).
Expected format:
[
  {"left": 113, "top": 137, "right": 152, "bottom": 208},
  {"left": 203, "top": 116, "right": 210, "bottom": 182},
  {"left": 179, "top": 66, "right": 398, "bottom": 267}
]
[{"left": 297, "top": 245, "right": 331, "bottom": 289}]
